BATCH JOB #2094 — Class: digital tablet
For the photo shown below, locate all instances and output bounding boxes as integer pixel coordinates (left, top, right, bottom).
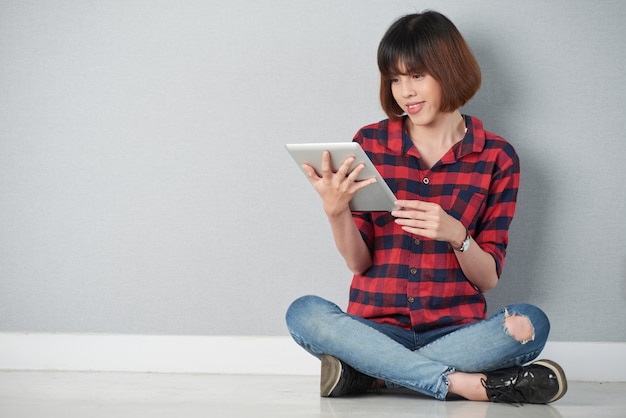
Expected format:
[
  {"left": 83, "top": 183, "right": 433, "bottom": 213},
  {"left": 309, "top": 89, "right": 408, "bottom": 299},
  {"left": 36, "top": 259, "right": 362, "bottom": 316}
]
[{"left": 285, "top": 142, "right": 398, "bottom": 212}]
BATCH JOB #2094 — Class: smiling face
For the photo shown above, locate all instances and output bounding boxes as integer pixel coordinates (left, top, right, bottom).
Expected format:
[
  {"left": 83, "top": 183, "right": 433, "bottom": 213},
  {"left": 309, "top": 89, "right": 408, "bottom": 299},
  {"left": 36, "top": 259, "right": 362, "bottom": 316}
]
[
  {"left": 390, "top": 68, "right": 444, "bottom": 127},
  {"left": 377, "top": 12, "right": 481, "bottom": 121}
]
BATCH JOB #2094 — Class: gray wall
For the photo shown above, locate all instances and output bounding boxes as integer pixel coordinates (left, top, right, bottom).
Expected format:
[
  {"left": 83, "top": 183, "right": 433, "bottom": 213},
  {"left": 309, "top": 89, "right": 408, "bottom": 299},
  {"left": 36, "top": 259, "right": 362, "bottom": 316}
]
[{"left": 1, "top": 0, "right": 624, "bottom": 342}]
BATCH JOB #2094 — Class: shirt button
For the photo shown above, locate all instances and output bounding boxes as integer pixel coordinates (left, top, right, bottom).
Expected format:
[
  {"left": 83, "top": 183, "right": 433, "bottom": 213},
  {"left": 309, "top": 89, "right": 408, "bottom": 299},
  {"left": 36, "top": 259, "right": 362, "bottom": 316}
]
[
  {"left": 422, "top": 177, "right": 430, "bottom": 185},
  {"left": 414, "top": 238, "right": 421, "bottom": 246},
  {"left": 408, "top": 297, "right": 415, "bottom": 303},
  {"left": 410, "top": 268, "right": 418, "bottom": 275}
]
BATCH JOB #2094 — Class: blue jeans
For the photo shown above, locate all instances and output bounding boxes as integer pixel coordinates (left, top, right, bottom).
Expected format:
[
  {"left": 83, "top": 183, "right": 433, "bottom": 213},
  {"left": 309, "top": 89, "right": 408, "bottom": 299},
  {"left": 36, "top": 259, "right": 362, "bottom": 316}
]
[{"left": 285, "top": 295, "right": 550, "bottom": 400}]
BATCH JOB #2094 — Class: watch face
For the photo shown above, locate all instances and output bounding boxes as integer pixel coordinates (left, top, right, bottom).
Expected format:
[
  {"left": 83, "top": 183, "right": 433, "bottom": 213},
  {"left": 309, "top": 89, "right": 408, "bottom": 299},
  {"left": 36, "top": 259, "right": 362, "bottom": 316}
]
[{"left": 462, "top": 235, "right": 470, "bottom": 252}]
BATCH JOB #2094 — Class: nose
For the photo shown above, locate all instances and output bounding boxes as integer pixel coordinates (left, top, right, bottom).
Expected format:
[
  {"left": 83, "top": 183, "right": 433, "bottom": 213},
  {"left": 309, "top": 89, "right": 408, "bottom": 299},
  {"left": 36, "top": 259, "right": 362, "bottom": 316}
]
[{"left": 399, "top": 77, "right": 416, "bottom": 98}]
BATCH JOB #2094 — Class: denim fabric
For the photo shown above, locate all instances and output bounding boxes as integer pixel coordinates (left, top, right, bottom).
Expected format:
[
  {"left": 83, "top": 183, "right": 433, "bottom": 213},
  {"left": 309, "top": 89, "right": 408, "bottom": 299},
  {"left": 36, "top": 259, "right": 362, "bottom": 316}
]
[{"left": 285, "top": 295, "right": 550, "bottom": 400}]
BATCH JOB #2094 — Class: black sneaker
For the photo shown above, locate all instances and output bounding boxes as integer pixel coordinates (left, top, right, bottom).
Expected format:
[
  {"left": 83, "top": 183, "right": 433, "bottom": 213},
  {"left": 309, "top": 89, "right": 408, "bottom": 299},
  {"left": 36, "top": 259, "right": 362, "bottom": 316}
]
[
  {"left": 320, "top": 355, "right": 375, "bottom": 397},
  {"left": 482, "top": 359, "right": 568, "bottom": 404}
]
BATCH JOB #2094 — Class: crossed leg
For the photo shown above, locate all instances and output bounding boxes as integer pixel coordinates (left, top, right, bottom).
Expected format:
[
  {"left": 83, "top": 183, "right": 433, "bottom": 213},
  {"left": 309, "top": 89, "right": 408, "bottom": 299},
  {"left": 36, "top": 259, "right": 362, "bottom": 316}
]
[{"left": 447, "top": 314, "right": 535, "bottom": 400}]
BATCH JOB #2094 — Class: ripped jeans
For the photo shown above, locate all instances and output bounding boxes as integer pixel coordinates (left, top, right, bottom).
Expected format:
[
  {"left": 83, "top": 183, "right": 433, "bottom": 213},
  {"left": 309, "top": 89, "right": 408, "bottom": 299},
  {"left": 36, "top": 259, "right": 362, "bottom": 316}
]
[{"left": 285, "top": 295, "right": 550, "bottom": 400}]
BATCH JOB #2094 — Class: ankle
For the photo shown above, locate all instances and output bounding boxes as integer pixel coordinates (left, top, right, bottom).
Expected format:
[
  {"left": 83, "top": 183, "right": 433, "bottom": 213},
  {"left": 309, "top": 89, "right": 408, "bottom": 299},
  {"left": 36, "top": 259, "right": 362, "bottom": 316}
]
[{"left": 447, "top": 372, "right": 488, "bottom": 401}]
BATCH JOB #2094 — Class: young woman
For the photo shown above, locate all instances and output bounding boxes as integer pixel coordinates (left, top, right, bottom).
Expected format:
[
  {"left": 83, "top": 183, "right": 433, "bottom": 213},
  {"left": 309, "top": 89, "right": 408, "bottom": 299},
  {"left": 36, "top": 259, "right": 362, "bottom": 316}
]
[{"left": 285, "top": 11, "right": 567, "bottom": 404}]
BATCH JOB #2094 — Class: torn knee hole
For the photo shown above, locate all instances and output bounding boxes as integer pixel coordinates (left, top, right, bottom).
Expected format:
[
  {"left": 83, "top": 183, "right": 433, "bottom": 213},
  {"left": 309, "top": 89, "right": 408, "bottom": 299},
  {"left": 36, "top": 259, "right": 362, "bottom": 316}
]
[{"left": 503, "top": 310, "right": 535, "bottom": 344}]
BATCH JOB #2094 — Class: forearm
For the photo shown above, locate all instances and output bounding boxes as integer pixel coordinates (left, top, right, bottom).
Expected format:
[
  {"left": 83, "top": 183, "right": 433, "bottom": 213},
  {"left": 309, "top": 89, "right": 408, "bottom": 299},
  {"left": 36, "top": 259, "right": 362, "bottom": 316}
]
[
  {"left": 327, "top": 210, "right": 372, "bottom": 275},
  {"left": 453, "top": 237, "right": 499, "bottom": 292}
]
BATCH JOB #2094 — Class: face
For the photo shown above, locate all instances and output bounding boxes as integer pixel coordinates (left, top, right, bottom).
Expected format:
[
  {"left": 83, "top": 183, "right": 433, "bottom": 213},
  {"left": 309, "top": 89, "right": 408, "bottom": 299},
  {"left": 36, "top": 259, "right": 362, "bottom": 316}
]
[{"left": 390, "top": 68, "right": 443, "bottom": 127}]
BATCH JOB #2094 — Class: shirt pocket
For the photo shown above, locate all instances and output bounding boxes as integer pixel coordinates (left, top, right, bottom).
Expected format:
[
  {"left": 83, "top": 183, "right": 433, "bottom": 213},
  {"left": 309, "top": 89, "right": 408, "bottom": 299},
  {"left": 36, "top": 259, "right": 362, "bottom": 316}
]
[{"left": 447, "top": 186, "right": 486, "bottom": 230}]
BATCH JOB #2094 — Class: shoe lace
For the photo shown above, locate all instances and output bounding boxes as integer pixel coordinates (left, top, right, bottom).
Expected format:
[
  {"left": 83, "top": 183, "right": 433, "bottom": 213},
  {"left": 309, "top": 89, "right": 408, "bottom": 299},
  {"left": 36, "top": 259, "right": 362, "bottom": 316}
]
[{"left": 481, "top": 371, "right": 528, "bottom": 407}]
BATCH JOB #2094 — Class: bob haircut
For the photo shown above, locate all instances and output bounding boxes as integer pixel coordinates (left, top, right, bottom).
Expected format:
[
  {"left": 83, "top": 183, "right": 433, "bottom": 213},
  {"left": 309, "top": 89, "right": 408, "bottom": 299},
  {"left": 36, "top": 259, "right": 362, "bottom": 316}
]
[{"left": 378, "top": 11, "right": 481, "bottom": 120}]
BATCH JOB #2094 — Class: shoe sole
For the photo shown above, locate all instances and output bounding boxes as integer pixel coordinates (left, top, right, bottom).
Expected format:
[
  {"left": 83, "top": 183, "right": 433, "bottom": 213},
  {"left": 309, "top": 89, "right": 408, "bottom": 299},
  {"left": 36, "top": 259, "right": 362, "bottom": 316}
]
[
  {"left": 533, "top": 359, "right": 568, "bottom": 402},
  {"left": 320, "top": 355, "right": 342, "bottom": 397}
]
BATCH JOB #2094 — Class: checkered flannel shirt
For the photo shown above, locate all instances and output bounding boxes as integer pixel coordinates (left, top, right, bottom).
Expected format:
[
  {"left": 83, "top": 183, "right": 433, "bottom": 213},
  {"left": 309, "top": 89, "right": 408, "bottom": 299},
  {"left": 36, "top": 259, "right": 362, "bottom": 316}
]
[{"left": 348, "top": 115, "right": 520, "bottom": 331}]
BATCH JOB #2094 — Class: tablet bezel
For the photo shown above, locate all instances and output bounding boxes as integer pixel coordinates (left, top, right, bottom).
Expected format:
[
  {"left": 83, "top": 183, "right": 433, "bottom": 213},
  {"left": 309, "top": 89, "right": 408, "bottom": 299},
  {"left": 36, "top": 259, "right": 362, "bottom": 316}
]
[{"left": 285, "top": 142, "right": 399, "bottom": 212}]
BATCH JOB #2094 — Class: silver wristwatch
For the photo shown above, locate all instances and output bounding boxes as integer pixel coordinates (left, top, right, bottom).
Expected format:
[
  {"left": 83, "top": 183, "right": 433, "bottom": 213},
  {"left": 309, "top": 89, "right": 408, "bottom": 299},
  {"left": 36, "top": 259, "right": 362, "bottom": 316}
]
[{"left": 456, "top": 231, "right": 471, "bottom": 252}]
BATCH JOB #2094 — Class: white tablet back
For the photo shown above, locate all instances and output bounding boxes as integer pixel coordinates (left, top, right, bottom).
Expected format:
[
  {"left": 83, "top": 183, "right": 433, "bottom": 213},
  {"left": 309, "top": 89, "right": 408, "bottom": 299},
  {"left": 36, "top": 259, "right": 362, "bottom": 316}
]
[{"left": 285, "top": 142, "right": 398, "bottom": 212}]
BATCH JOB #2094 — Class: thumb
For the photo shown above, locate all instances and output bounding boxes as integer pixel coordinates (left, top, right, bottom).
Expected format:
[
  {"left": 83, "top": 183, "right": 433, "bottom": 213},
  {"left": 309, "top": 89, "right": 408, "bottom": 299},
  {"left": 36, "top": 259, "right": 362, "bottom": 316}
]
[{"left": 301, "top": 163, "right": 320, "bottom": 180}]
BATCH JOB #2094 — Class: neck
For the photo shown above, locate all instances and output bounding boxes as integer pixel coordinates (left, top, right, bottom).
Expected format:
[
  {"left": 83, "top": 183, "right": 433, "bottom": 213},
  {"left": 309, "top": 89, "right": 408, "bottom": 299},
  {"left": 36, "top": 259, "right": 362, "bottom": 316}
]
[{"left": 406, "top": 111, "right": 466, "bottom": 149}]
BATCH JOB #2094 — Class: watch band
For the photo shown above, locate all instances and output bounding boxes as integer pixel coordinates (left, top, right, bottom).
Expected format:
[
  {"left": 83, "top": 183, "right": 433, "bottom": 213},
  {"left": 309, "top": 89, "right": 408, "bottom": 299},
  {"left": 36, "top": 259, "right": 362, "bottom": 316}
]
[{"left": 455, "top": 230, "right": 471, "bottom": 252}]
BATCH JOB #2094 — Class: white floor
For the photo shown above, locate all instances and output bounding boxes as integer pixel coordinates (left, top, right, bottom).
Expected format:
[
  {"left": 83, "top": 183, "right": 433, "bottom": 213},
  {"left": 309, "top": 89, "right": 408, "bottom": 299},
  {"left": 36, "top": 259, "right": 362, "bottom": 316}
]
[{"left": 0, "top": 371, "right": 623, "bottom": 418}]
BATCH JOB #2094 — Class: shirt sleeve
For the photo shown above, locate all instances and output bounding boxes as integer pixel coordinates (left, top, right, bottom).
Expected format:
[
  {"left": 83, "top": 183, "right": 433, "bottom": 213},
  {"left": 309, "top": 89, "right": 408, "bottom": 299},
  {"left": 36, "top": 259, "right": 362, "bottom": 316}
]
[
  {"left": 475, "top": 143, "right": 520, "bottom": 277},
  {"left": 352, "top": 211, "right": 374, "bottom": 252}
]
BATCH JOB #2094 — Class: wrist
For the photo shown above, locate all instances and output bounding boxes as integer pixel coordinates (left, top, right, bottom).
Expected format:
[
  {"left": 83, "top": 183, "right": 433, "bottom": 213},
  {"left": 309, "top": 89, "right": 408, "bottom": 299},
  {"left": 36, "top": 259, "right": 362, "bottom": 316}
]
[
  {"left": 451, "top": 227, "right": 471, "bottom": 252},
  {"left": 325, "top": 206, "right": 353, "bottom": 220}
]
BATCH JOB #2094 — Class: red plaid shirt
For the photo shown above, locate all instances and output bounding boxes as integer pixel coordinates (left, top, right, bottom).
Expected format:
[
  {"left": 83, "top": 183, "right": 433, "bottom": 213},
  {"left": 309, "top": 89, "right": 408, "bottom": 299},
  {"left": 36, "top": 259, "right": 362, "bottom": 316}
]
[{"left": 347, "top": 115, "right": 520, "bottom": 331}]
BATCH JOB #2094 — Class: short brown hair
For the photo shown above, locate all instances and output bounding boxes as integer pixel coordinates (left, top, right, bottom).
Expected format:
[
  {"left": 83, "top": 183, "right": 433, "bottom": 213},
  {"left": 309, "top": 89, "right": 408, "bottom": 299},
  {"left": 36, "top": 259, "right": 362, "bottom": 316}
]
[{"left": 378, "top": 11, "right": 481, "bottom": 120}]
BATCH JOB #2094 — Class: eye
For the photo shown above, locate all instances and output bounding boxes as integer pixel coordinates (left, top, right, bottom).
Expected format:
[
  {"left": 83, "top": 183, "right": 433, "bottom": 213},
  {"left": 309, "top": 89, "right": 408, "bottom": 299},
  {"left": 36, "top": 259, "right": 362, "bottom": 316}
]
[{"left": 413, "top": 73, "right": 424, "bottom": 79}]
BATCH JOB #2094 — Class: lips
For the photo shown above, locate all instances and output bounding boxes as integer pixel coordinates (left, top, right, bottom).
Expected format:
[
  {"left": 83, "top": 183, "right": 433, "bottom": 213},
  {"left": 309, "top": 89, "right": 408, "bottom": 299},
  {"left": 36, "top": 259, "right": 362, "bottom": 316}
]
[{"left": 406, "top": 102, "right": 424, "bottom": 115}]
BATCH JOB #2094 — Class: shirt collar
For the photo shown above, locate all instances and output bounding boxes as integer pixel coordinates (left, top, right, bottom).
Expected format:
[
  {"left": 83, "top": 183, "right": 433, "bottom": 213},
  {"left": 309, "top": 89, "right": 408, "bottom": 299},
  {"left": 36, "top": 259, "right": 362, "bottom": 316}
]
[
  {"left": 459, "top": 115, "right": 486, "bottom": 158},
  {"left": 381, "top": 114, "right": 486, "bottom": 161}
]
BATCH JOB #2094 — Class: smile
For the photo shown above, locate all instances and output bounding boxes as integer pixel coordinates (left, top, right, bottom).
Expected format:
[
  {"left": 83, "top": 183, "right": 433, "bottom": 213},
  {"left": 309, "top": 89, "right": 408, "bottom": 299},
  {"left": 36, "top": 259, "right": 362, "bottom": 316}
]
[{"left": 406, "top": 102, "right": 424, "bottom": 114}]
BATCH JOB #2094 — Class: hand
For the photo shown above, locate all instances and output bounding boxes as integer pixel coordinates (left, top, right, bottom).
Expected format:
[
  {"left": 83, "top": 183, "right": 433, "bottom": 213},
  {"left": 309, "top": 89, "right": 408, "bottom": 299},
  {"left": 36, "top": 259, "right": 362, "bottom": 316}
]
[
  {"left": 302, "top": 151, "right": 377, "bottom": 217},
  {"left": 392, "top": 199, "right": 466, "bottom": 246}
]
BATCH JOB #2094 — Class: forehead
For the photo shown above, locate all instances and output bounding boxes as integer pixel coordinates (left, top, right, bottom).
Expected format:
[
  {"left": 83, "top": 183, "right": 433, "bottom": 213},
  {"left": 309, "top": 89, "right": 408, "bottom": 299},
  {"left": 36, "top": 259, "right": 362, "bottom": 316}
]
[{"left": 388, "top": 58, "right": 425, "bottom": 75}]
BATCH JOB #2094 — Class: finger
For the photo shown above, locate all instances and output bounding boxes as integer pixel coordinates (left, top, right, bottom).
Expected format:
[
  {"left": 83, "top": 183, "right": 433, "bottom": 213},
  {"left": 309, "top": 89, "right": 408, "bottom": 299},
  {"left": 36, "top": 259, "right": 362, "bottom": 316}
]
[
  {"left": 320, "top": 150, "right": 333, "bottom": 176},
  {"left": 351, "top": 176, "right": 377, "bottom": 192},
  {"left": 394, "top": 218, "right": 424, "bottom": 235},
  {"left": 399, "top": 224, "right": 428, "bottom": 237},
  {"left": 394, "top": 216, "right": 433, "bottom": 233},
  {"left": 346, "top": 162, "right": 366, "bottom": 181},
  {"left": 336, "top": 155, "right": 356, "bottom": 178},
  {"left": 301, "top": 163, "right": 321, "bottom": 181},
  {"left": 394, "top": 199, "right": 424, "bottom": 210},
  {"left": 392, "top": 208, "right": 430, "bottom": 223},
  {"left": 395, "top": 213, "right": 432, "bottom": 225},
  {"left": 392, "top": 201, "right": 419, "bottom": 219}
]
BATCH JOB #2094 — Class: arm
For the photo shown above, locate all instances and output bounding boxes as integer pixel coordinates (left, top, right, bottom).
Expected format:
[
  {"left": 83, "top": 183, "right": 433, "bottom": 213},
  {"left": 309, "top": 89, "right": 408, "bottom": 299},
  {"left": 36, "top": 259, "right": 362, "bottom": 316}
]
[
  {"left": 326, "top": 209, "right": 372, "bottom": 275},
  {"left": 392, "top": 200, "right": 498, "bottom": 292},
  {"left": 448, "top": 223, "right": 498, "bottom": 292},
  {"left": 302, "top": 151, "right": 374, "bottom": 274}
]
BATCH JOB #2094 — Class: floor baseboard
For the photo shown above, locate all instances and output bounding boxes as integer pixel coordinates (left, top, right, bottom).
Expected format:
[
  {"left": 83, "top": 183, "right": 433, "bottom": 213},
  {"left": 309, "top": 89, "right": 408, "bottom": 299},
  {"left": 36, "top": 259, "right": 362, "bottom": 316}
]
[{"left": 0, "top": 333, "right": 623, "bottom": 382}]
